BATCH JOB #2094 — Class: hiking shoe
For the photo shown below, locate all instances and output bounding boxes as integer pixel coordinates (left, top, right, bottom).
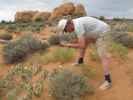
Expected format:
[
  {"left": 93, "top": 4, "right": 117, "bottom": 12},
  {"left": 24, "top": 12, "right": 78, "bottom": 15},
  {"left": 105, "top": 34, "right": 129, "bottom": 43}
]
[
  {"left": 99, "top": 81, "right": 112, "bottom": 90},
  {"left": 71, "top": 62, "right": 83, "bottom": 66}
]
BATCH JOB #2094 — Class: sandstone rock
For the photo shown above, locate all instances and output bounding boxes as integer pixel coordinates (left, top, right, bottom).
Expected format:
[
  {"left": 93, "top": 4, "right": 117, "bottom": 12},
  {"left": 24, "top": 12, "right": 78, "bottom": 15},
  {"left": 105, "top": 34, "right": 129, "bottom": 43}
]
[
  {"left": 74, "top": 4, "right": 87, "bottom": 17},
  {"left": 49, "top": 2, "right": 75, "bottom": 21},
  {"left": 15, "top": 11, "right": 38, "bottom": 22},
  {"left": 32, "top": 12, "right": 51, "bottom": 22},
  {"left": 15, "top": 3, "right": 87, "bottom": 23}
]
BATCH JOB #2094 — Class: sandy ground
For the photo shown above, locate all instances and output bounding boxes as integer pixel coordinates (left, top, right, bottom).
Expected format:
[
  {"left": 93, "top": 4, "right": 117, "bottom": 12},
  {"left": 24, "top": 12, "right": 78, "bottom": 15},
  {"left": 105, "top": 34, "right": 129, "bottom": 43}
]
[
  {"left": 0, "top": 28, "right": 133, "bottom": 100},
  {"left": 87, "top": 49, "right": 133, "bottom": 100},
  {"left": 35, "top": 48, "right": 133, "bottom": 100}
]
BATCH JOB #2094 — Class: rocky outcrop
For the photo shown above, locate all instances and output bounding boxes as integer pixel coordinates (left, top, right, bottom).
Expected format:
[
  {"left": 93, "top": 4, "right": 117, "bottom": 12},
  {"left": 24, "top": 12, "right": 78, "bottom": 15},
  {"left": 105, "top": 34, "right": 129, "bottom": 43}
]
[
  {"left": 49, "top": 2, "right": 87, "bottom": 21},
  {"left": 15, "top": 11, "right": 38, "bottom": 22},
  {"left": 74, "top": 4, "right": 87, "bottom": 17},
  {"left": 32, "top": 12, "right": 51, "bottom": 21},
  {"left": 49, "top": 2, "right": 75, "bottom": 21},
  {"left": 15, "top": 2, "right": 87, "bottom": 22}
]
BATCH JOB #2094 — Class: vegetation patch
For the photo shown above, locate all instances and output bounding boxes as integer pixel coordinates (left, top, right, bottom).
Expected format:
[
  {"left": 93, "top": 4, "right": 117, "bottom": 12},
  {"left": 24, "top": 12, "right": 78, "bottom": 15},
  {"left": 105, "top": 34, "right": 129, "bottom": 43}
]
[
  {"left": 0, "top": 64, "right": 48, "bottom": 100},
  {"left": 79, "top": 64, "right": 96, "bottom": 78},
  {"left": 0, "top": 32, "right": 13, "bottom": 40},
  {"left": 48, "top": 68, "right": 94, "bottom": 100},
  {"left": 3, "top": 34, "right": 49, "bottom": 64},
  {"left": 89, "top": 44, "right": 100, "bottom": 61},
  {"left": 109, "top": 42, "right": 128, "bottom": 59},
  {"left": 47, "top": 33, "right": 77, "bottom": 46},
  {"left": 52, "top": 47, "right": 75, "bottom": 63}
]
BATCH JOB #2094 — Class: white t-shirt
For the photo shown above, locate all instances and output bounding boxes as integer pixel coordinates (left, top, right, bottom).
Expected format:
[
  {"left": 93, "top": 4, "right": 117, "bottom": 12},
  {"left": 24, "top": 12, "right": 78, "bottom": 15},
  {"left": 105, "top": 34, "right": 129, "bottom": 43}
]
[{"left": 73, "top": 16, "right": 110, "bottom": 38}]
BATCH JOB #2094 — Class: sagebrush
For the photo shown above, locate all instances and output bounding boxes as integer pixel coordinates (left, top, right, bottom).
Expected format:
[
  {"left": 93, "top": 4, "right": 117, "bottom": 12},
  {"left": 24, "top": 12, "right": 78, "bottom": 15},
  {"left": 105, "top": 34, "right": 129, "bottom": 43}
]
[
  {"left": 3, "top": 34, "right": 49, "bottom": 64},
  {"left": 0, "top": 32, "right": 13, "bottom": 40},
  {"left": 109, "top": 42, "right": 128, "bottom": 58},
  {"left": 0, "top": 64, "right": 48, "bottom": 100},
  {"left": 48, "top": 68, "right": 94, "bottom": 100}
]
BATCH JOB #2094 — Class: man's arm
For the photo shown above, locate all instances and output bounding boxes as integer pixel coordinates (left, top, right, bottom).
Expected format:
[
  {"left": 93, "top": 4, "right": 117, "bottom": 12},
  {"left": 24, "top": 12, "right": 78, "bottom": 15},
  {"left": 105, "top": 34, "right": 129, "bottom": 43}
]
[{"left": 60, "top": 36, "right": 86, "bottom": 49}]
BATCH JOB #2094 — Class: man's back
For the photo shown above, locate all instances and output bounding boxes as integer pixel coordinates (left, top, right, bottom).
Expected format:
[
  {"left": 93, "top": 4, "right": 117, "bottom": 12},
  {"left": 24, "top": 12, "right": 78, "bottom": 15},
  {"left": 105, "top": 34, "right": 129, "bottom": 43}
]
[{"left": 73, "top": 16, "right": 110, "bottom": 38}]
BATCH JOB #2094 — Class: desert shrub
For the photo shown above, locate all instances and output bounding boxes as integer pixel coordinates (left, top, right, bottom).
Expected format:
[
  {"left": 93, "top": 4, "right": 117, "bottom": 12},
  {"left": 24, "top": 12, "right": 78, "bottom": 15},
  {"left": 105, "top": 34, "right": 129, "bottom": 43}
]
[
  {"left": 127, "top": 26, "right": 133, "bottom": 32},
  {"left": 29, "top": 22, "right": 45, "bottom": 32},
  {"left": 0, "top": 32, "right": 13, "bottom": 40},
  {"left": 48, "top": 68, "right": 94, "bottom": 100},
  {"left": 79, "top": 64, "right": 96, "bottom": 78},
  {"left": 6, "top": 24, "right": 17, "bottom": 33},
  {"left": 25, "top": 52, "right": 55, "bottom": 65},
  {"left": 2, "top": 21, "right": 45, "bottom": 33},
  {"left": 34, "top": 17, "right": 44, "bottom": 22},
  {"left": 99, "top": 16, "right": 105, "bottom": 21},
  {"left": 112, "top": 23, "right": 128, "bottom": 32},
  {"left": 47, "top": 33, "right": 77, "bottom": 46},
  {"left": 59, "top": 32, "right": 77, "bottom": 43},
  {"left": 21, "top": 53, "right": 46, "bottom": 65},
  {"left": 52, "top": 47, "right": 75, "bottom": 63},
  {"left": 33, "top": 80, "right": 44, "bottom": 97},
  {"left": 47, "top": 35, "right": 60, "bottom": 45},
  {"left": 109, "top": 42, "right": 128, "bottom": 59},
  {"left": 0, "top": 64, "right": 48, "bottom": 100},
  {"left": 113, "top": 18, "right": 122, "bottom": 21},
  {"left": 110, "top": 31, "right": 133, "bottom": 48},
  {"left": 29, "top": 47, "right": 75, "bottom": 64},
  {"left": 126, "top": 23, "right": 133, "bottom": 32},
  {"left": 3, "top": 34, "right": 49, "bottom": 64},
  {"left": 17, "top": 34, "right": 49, "bottom": 51},
  {"left": 39, "top": 53, "right": 55, "bottom": 64},
  {"left": 89, "top": 44, "right": 100, "bottom": 61},
  {"left": 3, "top": 42, "right": 28, "bottom": 64}
]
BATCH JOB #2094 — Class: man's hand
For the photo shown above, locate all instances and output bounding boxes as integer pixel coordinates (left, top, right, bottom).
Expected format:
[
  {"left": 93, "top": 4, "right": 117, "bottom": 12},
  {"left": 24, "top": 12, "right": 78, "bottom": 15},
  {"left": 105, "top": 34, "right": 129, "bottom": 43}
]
[
  {"left": 59, "top": 36, "right": 86, "bottom": 49},
  {"left": 60, "top": 41, "right": 67, "bottom": 47}
]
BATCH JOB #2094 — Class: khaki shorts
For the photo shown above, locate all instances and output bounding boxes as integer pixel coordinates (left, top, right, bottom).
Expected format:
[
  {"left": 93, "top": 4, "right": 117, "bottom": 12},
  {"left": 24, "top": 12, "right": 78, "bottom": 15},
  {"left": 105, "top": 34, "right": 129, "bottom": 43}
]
[{"left": 96, "top": 32, "right": 112, "bottom": 58}]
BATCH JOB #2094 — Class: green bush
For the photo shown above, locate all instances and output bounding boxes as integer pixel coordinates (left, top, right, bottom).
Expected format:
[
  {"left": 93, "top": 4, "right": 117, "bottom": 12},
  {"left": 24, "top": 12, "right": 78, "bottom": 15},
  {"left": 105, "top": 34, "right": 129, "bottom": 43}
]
[
  {"left": 28, "top": 47, "right": 75, "bottom": 65},
  {"left": 47, "top": 33, "right": 77, "bottom": 46},
  {"left": 48, "top": 68, "right": 94, "bottom": 100},
  {"left": 34, "top": 17, "right": 44, "bottom": 22},
  {"left": 127, "top": 24, "right": 133, "bottom": 32},
  {"left": 6, "top": 24, "right": 17, "bottom": 33},
  {"left": 109, "top": 42, "right": 128, "bottom": 59},
  {"left": 80, "top": 64, "right": 96, "bottom": 78},
  {"left": 89, "top": 44, "right": 99, "bottom": 61},
  {"left": 3, "top": 42, "right": 27, "bottom": 64},
  {"left": 0, "top": 32, "right": 13, "bottom": 40},
  {"left": 52, "top": 47, "right": 75, "bottom": 63},
  {"left": 0, "top": 64, "right": 48, "bottom": 99},
  {"left": 59, "top": 32, "right": 77, "bottom": 43},
  {"left": 33, "top": 80, "right": 44, "bottom": 97},
  {"left": 99, "top": 16, "right": 105, "bottom": 21},
  {"left": 3, "top": 34, "right": 49, "bottom": 64},
  {"left": 47, "top": 35, "right": 60, "bottom": 45},
  {"left": 110, "top": 31, "right": 133, "bottom": 48}
]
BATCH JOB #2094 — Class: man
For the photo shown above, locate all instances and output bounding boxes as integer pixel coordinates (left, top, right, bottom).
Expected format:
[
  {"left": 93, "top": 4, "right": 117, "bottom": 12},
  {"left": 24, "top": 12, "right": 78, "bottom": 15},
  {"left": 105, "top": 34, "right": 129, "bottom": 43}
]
[{"left": 57, "top": 16, "right": 112, "bottom": 90}]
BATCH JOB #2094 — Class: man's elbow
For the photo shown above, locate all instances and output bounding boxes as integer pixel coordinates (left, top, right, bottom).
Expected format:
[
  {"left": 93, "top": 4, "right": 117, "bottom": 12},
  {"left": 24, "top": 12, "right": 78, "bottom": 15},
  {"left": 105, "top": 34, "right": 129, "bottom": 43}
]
[{"left": 79, "top": 45, "right": 86, "bottom": 49}]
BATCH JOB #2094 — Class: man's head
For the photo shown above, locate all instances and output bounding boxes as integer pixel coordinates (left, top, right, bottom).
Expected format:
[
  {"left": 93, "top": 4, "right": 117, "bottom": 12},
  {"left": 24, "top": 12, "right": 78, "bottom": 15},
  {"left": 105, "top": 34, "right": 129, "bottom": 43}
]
[{"left": 58, "top": 19, "right": 75, "bottom": 33}]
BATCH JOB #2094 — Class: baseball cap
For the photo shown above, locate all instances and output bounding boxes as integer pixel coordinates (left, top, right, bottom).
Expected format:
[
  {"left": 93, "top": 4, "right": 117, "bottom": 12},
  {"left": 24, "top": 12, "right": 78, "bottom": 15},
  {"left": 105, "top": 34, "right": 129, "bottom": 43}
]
[{"left": 57, "top": 19, "right": 67, "bottom": 31}]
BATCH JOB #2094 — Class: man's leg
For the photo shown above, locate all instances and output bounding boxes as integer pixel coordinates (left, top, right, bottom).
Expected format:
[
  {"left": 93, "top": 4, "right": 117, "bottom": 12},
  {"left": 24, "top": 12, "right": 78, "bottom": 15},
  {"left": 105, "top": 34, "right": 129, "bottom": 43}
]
[
  {"left": 77, "top": 48, "right": 86, "bottom": 64},
  {"left": 100, "top": 55, "right": 112, "bottom": 83},
  {"left": 96, "top": 37, "right": 112, "bottom": 90}
]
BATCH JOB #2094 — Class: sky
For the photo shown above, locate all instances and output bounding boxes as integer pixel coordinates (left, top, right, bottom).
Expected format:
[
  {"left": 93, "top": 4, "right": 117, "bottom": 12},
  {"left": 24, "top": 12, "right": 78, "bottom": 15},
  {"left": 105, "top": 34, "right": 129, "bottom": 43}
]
[{"left": 0, "top": 0, "right": 133, "bottom": 21}]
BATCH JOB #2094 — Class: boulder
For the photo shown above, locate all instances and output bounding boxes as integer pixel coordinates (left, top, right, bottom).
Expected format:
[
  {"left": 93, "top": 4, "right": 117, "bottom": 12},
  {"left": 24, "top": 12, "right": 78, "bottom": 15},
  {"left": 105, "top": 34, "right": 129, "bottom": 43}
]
[
  {"left": 15, "top": 11, "right": 38, "bottom": 22},
  {"left": 15, "top": 3, "right": 87, "bottom": 22},
  {"left": 49, "top": 2, "right": 75, "bottom": 21},
  {"left": 32, "top": 12, "right": 51, "bottom": 22},
  {"left": 74, "top": 4, "right": 87, "bottom": 17}
]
